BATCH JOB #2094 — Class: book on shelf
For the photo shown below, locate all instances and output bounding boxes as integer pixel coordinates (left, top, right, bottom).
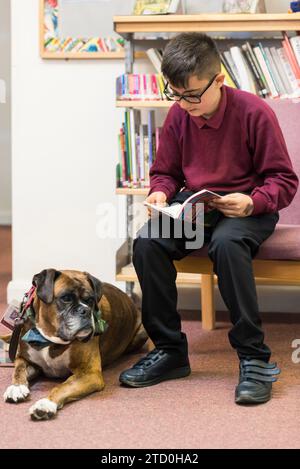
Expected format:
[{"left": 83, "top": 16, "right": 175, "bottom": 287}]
[
  {"left": 146, "top": 48, "right": 163, "bottom": 74},
  {"left": 282, "top": 32, "right": 300, "bottom": 82},
  {"left": 290, "top": 35, "right": 300, "bottom": 68},
  {"left": 220, "top": 53, "right": 239, "bottom": 88},
  {"left": 222, "top": 0, "right": 266, "bottom": 13},
  {"left": 230, "top": 45, "right": 257, "bottom": 95},
  {"left": 143, "top": 189, "right": 222, "bottom": 224},
  {"left": 133, "top": 0, "right": 183, "bottom": 15},
  {"left": 241, "top": 43, "right": 268, "bottom": 97},
  {"left": 263, "top": 46, "right": 287, "bottom": 98},
  {"left": 221, "top": 63, "right": 237, "bottom": 89}
]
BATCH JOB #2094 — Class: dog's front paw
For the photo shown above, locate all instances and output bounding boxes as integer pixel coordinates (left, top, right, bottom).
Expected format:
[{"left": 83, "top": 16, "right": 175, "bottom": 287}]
[
  {"left": 29, "top": 398, "right": 58, "bottom": 421},
  {"left": 3, "top": 384, "right": 30, "bottom": 403}
]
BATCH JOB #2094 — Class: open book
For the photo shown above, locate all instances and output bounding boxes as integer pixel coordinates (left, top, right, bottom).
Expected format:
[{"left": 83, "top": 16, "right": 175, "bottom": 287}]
[{"left": 143, "top": 189, "right": 221, "bottom": 224}]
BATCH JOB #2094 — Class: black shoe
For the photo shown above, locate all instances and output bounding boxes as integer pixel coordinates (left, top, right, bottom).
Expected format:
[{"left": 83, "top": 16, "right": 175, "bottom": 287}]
[
  {"left": 235, "top": 359, "right": 280, "bottom": 405},
  {"left": 119, "top": 348, "right": 191, "bottom": 388}
]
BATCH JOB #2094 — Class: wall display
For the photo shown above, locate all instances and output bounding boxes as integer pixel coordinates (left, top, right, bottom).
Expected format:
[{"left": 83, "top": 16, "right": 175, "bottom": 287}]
[{"left": 40, "top": 0, "right": 128, "bottom": 59}]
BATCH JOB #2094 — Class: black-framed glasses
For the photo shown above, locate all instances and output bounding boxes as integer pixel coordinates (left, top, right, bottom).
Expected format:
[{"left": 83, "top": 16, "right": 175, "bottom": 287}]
[{"left": 163, "top": 74, "right": 218, "bottom": 104}]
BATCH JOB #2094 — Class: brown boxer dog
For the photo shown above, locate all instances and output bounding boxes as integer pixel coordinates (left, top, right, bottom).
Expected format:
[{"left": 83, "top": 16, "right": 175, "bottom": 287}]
[{"left": 3, "top": 269, "right": 147, "bottom": 420}]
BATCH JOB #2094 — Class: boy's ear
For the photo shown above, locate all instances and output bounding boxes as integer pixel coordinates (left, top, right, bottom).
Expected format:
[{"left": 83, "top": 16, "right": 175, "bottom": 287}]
[{"left": 216, "top": 73, "right": 225, "bottom": 88}]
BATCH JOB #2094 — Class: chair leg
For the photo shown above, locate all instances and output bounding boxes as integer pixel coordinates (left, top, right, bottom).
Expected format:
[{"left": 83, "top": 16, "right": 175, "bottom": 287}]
[{"left": 201, "top": 273, "right": 215, "bottom": 330}]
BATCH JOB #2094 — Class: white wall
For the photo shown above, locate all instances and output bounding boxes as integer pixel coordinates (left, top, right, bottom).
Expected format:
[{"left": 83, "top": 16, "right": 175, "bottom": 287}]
[
  {"left": 9, "top": 0, "right": 300, "bottom": 314},
  {"left": 8, "top": 0, "right": 127, "bottom": 300},
  {"left": 0, "top": 0, "right": 11, "bottom": 225}
]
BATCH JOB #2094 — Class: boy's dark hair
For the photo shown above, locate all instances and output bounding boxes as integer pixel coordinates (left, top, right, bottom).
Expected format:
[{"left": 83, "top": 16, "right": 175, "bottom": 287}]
[{"left": 161, "top": 33, "right": 221, "bottom": 88}]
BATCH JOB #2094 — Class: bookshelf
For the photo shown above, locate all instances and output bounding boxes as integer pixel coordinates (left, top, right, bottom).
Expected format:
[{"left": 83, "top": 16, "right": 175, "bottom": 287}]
[{"left": 114, "top": 13, "right": 300, "bottom": 289}]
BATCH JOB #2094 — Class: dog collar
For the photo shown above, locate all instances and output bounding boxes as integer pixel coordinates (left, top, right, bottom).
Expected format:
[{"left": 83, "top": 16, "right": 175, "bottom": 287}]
[
  {"left": 21, "top": 327, "right": 52, "bottom": 348},
  {"left": 21, "top": 310, "right": 107, "bottom": 347}
]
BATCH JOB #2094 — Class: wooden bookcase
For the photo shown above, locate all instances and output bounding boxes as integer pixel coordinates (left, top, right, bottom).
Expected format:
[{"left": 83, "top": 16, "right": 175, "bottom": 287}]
[{"left": 114, "top": 13, "right": 300, "bottom": 308}]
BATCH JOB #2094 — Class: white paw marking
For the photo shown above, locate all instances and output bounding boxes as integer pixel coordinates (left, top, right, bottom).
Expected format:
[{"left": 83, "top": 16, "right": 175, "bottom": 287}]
[
  {"left": 29, "top": 398, "right": 58, "bottom": 420},
  {"left": 3, "top": 384, "right": 30, "bottom": 403}
]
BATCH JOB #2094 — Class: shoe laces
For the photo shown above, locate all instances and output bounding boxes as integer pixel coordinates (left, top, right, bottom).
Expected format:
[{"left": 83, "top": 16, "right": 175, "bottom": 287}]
[
  {"left": 240, "top": 359, "right": 281, "bottom": 384},
  {"left": 133, "top": 348, "right": 166, "bottom": 369}
]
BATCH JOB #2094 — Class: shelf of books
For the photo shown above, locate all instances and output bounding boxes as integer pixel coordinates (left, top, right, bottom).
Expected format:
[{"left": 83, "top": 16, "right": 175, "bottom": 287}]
[
  {"left": 116, "top": 107, "right": 162, "bottom": 191},
  {"left": 114, "top": 13, "right": 300, "bottom": 34}
]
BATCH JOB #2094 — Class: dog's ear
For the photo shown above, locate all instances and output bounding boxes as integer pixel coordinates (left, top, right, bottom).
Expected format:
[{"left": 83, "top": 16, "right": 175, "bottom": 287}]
[
  {"left": 32, "top": 269, "right": 61, "bottom": 304},
  {"left": 84, "top": 272, "right": 103, "bottom": 304}
]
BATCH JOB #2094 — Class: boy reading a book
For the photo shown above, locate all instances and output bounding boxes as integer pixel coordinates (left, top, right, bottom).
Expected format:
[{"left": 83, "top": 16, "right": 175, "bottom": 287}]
[{"left": 119, "top": 33, "right": 298, "bottom": 404}]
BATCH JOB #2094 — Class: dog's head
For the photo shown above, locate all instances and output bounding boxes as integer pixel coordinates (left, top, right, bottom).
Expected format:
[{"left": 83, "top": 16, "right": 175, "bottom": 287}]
[{"left": 32, "top": 269, "right": 103, "bottom": 343}]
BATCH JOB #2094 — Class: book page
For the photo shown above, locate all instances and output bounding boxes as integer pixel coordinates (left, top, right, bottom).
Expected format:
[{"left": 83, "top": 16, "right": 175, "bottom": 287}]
[
  {"left": 143, "top": 202, "right": 183, "bottom": 218},
  {"left": 182, "top": 189, "right": 221, "bottom": 209}
]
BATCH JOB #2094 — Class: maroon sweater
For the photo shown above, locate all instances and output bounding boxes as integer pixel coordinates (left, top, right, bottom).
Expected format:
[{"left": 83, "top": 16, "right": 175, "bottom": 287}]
[{"left": 149, "top": 85, "right": 299, "bottom": 215}]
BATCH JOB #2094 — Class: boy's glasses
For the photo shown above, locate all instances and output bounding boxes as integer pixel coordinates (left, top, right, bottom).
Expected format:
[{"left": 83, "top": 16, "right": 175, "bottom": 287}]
[{"left": 163, "top": 74, "right": 218, "bottom": 104}]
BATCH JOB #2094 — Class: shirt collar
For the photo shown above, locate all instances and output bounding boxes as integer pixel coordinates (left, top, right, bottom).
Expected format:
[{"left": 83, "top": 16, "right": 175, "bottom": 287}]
[{"left": 190, "top": 85, "right": 227, "bottom": 130}]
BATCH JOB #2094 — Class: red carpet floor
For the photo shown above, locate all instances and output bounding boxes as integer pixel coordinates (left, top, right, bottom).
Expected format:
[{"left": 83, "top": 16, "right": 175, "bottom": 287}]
[{"left": 1, "top": 227, "right": 300, "bottom": 449}]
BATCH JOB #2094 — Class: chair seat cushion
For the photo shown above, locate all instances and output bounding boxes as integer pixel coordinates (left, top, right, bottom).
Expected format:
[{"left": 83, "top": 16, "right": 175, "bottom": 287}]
[{"left": 189, "top": 224, "right": 300, "bottom": 261}]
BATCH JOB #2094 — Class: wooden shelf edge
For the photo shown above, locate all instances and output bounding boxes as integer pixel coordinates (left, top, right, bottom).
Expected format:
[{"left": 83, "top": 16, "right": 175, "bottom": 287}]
[
  {"left": 114, "top": 13, "right": 300, "bottom": 33},
  {"left": 114, "top": 13, "right": 300, "bottom": 22},
  {"left": 41, "top": 51, "right": 146, "bottom": 60},
  {"left": 116, "top": 188, "right": 149, "bottom": 195},
  {"left": 116, "top": 100, "right": 173, "bottom": 108}
]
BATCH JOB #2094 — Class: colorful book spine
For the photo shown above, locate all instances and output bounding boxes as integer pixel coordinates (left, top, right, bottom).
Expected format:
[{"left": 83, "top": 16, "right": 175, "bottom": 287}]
[
  {"left": 282, "top": 32, "right": 300, "bottom": 82},
  {"left": 117, "top": 110, "right": 161, "bottom": 189}
]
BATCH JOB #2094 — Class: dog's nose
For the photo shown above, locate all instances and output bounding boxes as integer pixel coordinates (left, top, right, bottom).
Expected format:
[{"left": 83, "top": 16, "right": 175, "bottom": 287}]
[
  {"left": 79, "top": 309, "right": 89, "bottom": 317},
  {"left": 78, "top": 302, "right": 90, "bottom": 317}
]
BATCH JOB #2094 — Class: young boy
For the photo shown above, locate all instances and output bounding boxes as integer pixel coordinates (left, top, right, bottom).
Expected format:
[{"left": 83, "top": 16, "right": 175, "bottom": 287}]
[{"left": 119, "top": 33, "right": 298, "bottom": 404}]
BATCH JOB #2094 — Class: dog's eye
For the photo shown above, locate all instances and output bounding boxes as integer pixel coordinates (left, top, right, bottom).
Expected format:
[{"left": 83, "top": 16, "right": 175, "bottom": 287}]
[
  {"left": 87, "top": 297, "right": 94, "bottom": 307},
  {"left": 60, "top": 294, "right": 74, "bottom": 303}
]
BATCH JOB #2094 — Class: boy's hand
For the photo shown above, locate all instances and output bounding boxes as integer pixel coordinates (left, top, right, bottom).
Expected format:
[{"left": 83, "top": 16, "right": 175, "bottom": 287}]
[
  {"left": 145, "top": 191, "right": 167, "bottom": 218},
  {"left": 208, "top": 193, "right": 254, "bottom": 218}
]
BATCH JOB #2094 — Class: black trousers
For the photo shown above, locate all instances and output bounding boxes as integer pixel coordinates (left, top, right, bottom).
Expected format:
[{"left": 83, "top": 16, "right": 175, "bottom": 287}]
[{"left": 133, "top": 191, "right": 279, "bottom": 362}]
